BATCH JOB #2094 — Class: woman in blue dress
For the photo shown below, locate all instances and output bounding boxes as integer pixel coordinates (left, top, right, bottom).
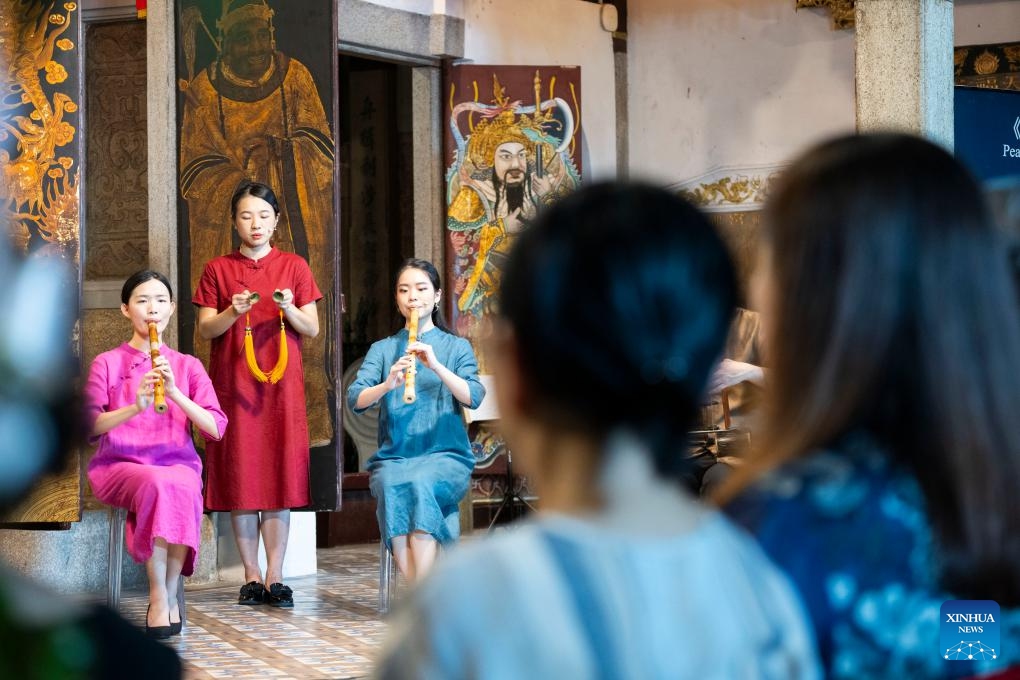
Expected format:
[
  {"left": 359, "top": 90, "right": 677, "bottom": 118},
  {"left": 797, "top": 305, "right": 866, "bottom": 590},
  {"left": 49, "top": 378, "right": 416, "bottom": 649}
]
[{"left": 348, "top": 259, "right": 485, "bottom": 581}]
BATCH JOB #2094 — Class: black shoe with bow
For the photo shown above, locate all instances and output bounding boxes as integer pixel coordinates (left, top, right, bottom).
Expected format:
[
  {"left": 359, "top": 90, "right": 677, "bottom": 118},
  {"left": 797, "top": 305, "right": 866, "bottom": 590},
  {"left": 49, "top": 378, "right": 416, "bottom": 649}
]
[
  {"left": 266, "top": 582, "right": 293, "bottom": 608},
  {"left": 238, "top": 580, "right": 266, "bottom": 605}
]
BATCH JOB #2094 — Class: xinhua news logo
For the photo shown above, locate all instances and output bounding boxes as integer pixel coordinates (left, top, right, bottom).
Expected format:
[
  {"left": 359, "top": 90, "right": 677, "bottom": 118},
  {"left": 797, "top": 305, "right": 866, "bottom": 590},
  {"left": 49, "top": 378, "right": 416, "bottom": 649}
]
[{"left": 941, "top": 600, "right": 1000, "bottom": 662}]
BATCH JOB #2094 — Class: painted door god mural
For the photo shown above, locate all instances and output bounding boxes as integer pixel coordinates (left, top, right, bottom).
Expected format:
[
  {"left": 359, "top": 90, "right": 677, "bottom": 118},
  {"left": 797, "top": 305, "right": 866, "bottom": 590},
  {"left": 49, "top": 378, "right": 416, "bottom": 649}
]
[
  {"left": 445, "top": 65, "right": 582, "bottom": 369},
  {"left": 176, "top": 0, "right": 337, "bottom": 453}
]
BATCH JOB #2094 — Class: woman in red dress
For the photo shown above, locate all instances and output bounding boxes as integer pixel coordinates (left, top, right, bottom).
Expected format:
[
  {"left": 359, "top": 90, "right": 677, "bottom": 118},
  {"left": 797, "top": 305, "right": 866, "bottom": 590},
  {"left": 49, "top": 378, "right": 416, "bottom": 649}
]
[{"left": 193, "top": 181, "right": 322, "bottom": 607}]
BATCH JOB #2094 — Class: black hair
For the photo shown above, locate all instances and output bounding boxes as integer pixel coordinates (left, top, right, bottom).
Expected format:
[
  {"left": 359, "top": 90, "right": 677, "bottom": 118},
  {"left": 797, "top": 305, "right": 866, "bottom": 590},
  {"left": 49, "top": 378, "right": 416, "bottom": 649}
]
[
  {"left": 230, "top": 181, "right": 280, "bottom": 219},
  {"left": 395, "top": 258, "right": 451, "bottom": 333},
  {"left": 729, "top": 133, "right": 1020, "bottom": 604},
  {"left": 120, "top": 270, "right": 174, "bottom": 304},
  {"left": 497, "top": 181, "right": 737, "bottom": 479}
]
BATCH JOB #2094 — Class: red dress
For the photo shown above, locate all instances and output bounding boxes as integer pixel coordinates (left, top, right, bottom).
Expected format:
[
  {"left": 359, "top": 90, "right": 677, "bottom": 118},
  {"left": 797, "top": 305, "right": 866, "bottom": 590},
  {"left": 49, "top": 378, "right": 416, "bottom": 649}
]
[{"left": 193, "top": 248, "right": 322, "bottom": 510}]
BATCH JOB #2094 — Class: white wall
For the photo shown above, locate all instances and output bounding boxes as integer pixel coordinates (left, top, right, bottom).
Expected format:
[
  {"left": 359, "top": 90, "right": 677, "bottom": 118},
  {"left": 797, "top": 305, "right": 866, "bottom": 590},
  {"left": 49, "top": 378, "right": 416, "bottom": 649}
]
[
  {"left": 627, "top": 0, "right": 855, "bottom": 185},
  {"left": 628, "top": 0, "right": 1020, "bottom": 187},
  {"left": 462, "top": 0, "right": 617, "bottom": 180},
  {"left": 955, "top": 0, "right": 1020, "bottom": 46}
]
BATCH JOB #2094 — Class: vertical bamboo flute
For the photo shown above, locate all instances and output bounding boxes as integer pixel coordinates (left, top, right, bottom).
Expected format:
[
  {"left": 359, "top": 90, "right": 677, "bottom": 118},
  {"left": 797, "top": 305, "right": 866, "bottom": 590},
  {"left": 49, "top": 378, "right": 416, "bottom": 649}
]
[
  {"left": 403, "top": 307, "right": 419, "bottom": 404},
  {"left": 148, "top": 321, "right": 168, "bottom": 414}
]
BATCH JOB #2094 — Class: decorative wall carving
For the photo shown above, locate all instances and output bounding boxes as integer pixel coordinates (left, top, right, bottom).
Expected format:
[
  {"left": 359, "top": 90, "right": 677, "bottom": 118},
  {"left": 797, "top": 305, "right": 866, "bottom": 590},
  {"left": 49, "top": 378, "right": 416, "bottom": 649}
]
[
  {"left": 955, "top": 41, "right": 1020, "bottom": 92},
  {"left": 796, "top": 0, "right": 856, "bottom": 30},
  {"left": 678, "top": 175, "right": 771, "bottom": 210},
  {"left": 82, "top": 309, "right": 124, "bottom": 377},
  {"left": 1, "top": 0, "right": 81, "bottom": 258},
  {"left": 84, "top": 20, "right": 148, "bottom": 279},
  {"left": 79, "top": 308, "right": 125, "bottom": 505},
  {"left": 671, "top": 165, "right": 784, "bottom": 213}
]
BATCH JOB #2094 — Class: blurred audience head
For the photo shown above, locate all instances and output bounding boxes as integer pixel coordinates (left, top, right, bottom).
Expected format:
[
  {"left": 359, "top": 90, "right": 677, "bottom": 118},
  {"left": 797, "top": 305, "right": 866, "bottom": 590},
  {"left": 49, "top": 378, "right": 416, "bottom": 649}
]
[
  {"left": 737, "top": 132, "right": 1020, "bottom": 601},
  {"left": 493, "top": 181, "right": 737, "bottom": 480},
  {"left": 0, "top": 235, "right": 79, "bottom": 514}
]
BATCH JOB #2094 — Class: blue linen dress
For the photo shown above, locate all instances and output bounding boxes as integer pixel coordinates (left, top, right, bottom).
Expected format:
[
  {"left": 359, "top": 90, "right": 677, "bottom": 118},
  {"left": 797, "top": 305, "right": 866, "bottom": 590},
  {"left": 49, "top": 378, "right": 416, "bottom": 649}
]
[
  {"left": 346, "top": 327, "right": 485, "bottom": 548},
  {"left": 727, "top": 433, "right": 1020, "bottom": 679}
]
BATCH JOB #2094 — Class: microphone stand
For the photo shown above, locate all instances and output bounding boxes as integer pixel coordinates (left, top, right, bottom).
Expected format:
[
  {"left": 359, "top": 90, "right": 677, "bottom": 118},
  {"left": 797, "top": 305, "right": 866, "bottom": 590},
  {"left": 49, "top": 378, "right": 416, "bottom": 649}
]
[{"left": 487, "top": 445, "right": 535, "bottom": 530}]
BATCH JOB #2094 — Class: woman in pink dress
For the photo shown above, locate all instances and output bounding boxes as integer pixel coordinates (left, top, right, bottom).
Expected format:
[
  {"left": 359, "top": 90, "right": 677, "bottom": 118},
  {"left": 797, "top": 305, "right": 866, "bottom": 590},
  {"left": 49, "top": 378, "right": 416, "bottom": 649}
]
[
  {"left": 194, "top": 181, "right": 321, "bottom": 608},
  {"left": 86, "top": 270, "right": 227, "bottom": 638}
]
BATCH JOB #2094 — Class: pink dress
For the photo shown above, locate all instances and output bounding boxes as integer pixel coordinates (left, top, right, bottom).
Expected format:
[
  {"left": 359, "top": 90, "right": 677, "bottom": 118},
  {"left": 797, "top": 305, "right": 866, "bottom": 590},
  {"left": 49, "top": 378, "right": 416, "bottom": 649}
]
[
  {"left": 86, "top": 344, "right": 227, "bottom": 575},
  {"left": 193, "top": 248, "right": 322, "bottom": 510}
]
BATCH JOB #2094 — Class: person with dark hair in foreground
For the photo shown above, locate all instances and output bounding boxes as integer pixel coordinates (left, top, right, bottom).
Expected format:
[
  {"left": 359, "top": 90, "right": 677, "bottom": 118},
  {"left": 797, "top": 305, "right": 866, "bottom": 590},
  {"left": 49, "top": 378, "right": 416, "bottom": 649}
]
[
  {"left": 374, "top": 182, "right": 820, "bottom": 679},
  {"left": 721, "top": 133, "right": 1020, "bottom": 678}
]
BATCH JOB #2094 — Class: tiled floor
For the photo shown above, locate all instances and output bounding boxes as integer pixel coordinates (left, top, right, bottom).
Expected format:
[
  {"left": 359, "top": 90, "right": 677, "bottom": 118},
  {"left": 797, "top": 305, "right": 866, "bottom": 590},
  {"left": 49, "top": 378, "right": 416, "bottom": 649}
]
[{"left": 117, "top": 543, "right": 390, "bottom": 679}]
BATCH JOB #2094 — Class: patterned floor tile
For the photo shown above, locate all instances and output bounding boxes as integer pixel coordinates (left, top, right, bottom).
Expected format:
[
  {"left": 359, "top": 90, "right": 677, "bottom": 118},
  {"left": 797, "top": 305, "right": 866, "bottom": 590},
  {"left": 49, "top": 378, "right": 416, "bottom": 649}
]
[{"left": 117, "top": 542, "right": 388, "bottom": 679}]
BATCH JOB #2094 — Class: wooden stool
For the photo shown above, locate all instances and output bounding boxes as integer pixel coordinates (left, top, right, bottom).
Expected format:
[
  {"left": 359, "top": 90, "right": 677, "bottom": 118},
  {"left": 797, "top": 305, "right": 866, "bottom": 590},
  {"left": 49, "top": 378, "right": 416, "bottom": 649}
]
[{"left": 107, "top": 507, "right": 186, "bottom": 627}]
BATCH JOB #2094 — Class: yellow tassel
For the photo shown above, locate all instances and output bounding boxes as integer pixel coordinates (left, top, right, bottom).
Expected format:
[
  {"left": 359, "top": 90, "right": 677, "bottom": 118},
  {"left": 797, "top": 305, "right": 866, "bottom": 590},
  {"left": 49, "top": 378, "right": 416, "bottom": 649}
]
[
  {"left": 244, "top": 322, "right": 269, "bottom": 383},
  {"left": 243, "top": 311, "right": 288, "bottom": 384},
  {"left": 268, "top": 312, "right": 288, "bottom": 384}
]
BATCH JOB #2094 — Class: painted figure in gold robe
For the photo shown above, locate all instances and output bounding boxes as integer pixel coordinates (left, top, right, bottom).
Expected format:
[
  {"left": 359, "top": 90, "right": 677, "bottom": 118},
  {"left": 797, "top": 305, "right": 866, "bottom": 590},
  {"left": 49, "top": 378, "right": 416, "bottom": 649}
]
[{"left": 179, "top": 0, "right": 334, "bottom": 445}]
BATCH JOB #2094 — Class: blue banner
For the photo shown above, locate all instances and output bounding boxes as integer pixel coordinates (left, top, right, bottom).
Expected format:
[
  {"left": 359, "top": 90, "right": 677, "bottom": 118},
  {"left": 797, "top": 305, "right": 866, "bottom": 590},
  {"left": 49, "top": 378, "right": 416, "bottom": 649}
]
[{"left": 954, "top": 86, "right": 1020, "bottom": 183}]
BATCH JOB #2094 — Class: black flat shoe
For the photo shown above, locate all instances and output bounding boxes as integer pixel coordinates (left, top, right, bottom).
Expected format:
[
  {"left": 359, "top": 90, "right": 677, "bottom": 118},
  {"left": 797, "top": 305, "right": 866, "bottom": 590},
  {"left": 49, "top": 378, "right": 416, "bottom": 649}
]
[
  {"left": 238, "top": 580, "right": 266, "bottom": 605},
  {"left": 266, "top": 582, "right": 293, "bottom": 608},
  {"left": 145, "top": 605, "right": 173, "bottom": 640}
]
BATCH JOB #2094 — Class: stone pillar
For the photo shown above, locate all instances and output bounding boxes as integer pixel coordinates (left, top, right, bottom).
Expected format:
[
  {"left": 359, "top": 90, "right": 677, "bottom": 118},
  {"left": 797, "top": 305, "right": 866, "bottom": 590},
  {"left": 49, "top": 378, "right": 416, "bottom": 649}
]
[
  {"left": 411, "top": 66, "right": 445, "bottom": 266},
  {"left": 854, "top": 0, "right": 954, "bottom": 150},
  {"left": 146, "top": 0, "right": 179, "bottom": 344}
]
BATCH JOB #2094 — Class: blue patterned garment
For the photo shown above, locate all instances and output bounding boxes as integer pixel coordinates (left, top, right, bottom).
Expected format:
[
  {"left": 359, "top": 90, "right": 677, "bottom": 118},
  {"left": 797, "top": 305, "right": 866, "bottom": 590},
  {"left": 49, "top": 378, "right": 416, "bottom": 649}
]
[
  {"left": 727, "top": 435, "right": 1020, "bottom": 679},
  {"left": 347, "top": 327, "right": 485, "bottom": 547}
]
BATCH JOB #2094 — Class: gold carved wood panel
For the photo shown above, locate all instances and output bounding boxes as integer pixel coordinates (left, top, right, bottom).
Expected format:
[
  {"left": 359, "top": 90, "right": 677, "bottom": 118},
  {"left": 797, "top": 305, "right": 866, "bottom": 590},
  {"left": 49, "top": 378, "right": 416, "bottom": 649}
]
[
  {"left": 84, "top": 20, "right": 148, "bottom": 279},
  {"left": 5, "top": 459, "right": 81, "bottom": 523},
  {"left": 1, "top": 0, "right": 83, "bottom": 523},
  {"left": 955, "top": 41, "right": 1020, "bottom": 92}
]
